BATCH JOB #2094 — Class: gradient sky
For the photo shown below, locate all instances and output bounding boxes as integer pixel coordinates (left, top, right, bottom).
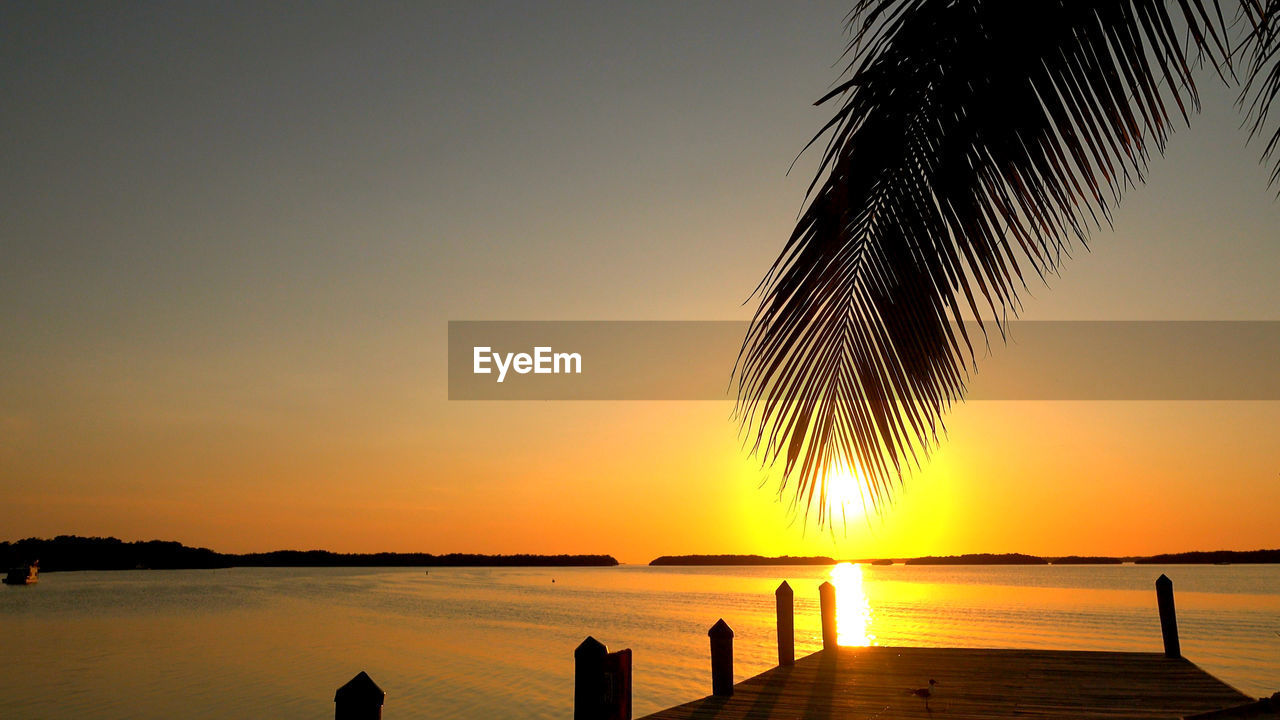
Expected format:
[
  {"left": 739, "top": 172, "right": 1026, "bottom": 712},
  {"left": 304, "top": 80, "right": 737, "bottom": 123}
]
[{"left": 2, "top": 2, "right": 1277, "bottom": 562}]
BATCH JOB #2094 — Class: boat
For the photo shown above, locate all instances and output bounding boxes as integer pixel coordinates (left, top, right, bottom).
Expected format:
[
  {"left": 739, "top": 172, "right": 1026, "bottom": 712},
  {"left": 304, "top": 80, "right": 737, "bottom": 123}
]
[{"left": 2, "top": 561, "right": 39, "bottom": 585}]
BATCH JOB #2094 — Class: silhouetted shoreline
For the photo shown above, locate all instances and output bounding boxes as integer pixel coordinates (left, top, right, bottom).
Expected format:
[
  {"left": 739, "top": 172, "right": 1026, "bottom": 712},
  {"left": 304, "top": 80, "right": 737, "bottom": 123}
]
[
  {"left": 651, "top": 550, "right": 1280, "bottom": 566},
  {"left": 0, "top": 536, "right": 617, "bottom": 572},
  {"left": 905, "top": 553, "right": 1049, "bottom": 565},
  {"left": 234, "top": 550, "right": 618, "bottom": 568},
  {"left": 650, "top": 554, "right": 836, "bottom": 566},
  {"left": 1134, "top": 549, "right": 1280, "bottom": 565},
  {"left": 6, "top": 537, "right": 1279, "bottom": 572}
]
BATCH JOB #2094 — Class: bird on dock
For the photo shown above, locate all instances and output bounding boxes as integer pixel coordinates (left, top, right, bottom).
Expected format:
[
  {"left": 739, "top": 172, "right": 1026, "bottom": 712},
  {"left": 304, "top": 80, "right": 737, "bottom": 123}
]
[{"left": 906, "top": 679, "right": 937, "bottom": 711}]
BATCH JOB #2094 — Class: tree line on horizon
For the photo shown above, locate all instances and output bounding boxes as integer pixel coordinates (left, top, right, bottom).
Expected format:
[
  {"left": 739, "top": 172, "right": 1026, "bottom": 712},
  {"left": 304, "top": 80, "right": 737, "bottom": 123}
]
[
  {"left": 0, "top": 536, "right": 618, "bottom": 572},
  {"left": 650, "top": 550, "right": 1280, "bottom": 565},
  {"left": 5, "top": 537, "right": 1278, "bottom": 572}
]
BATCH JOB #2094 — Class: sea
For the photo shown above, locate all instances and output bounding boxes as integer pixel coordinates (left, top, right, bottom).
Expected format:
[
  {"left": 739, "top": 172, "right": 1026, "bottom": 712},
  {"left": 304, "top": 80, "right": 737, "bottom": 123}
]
[{"left": 1, "top": 563, "right": 1276, "bottom": 718}]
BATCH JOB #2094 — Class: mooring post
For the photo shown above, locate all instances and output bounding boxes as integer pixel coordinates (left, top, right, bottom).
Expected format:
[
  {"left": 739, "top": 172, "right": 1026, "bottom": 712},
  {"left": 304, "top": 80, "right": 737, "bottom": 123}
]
[
  {"left": 576, "top": 637, "right": 632, "bottom": 720},
  {"left": 575, "top": 636, "right": 609, "bottom": 720},
  {"left": 603, "top": 648, "right": 632, "bottom": 720},
  {"left": 819, "top": 580, "right": 837, "bottom": 651},
  {"left": 776, "top": 580, "right": 794, "bottom": 666},
  {"left": 334, "top": 671, "right": 384, "bottom": 720},
  {"left": 1156, "top": 574, "right": 1181, "bottom": 658},
  {"left": 709, "top": 618, "right": 734, "bottom": 696}
]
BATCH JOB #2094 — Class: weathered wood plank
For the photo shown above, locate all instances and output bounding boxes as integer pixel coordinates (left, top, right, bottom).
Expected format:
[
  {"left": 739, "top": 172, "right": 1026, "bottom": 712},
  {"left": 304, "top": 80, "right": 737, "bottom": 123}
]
[{"left": 640, "top": 647, "right": 1252, "bottom": 720}]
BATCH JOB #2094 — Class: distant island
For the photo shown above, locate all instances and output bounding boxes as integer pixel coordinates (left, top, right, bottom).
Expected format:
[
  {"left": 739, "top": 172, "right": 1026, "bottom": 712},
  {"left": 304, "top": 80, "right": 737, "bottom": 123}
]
[
  {"left": 650, "top": 554, "right": 835, "bottom": 566},
  {"left": 649, "top": 550, "right": 1280, "bottom": 566},
  {"left": 905, "top": 553, "right": 1049, "bottom": 565},
  {"left": 0, "top": 536, "right": 618, "bottom": 572},
  {"left": 1134, "top": 549, "right": 1280, "bottom": 564},
  {"left": 0, "top": 536, "right": 229, "bottom": 572},
  {"left": 234, "top": 550, "right": 618, "bottom": 568}
]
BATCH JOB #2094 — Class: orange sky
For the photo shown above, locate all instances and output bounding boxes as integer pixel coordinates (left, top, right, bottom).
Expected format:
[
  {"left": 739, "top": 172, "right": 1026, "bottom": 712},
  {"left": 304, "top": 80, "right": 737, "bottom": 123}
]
[
  {"left": 6, "top": 399, "right": 1276, "bottom": 563},
  {"left": 2, "top": 3, "right": 1277, "bottom": 563}
]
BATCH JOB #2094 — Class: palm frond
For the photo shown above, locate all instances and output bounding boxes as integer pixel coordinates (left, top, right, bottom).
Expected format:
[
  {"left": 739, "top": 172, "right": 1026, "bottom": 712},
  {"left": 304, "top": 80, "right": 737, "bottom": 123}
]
[
  {"left": 1241, "top": 0, "right": 1280, "bottom": 185},
  {"left": 735, "top": 0, "right": 1230, "bottom": 525}
]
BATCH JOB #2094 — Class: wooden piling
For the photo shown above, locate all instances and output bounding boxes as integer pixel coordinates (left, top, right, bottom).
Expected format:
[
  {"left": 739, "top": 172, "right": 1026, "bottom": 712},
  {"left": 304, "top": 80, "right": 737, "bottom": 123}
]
[
  {"left": 334, "top": 671, "right": 384, "bottom": 720},
  {"left": 709, "top": 619, "right": 734, "bottom": 696},
  {"left": 576, "top": 636, "right": 632, "bottom": 720},
  {"left": 1156, "top": 574, "right": 1181, "bottom": 658},
  {"left": 775, "top": 581, "right": 794, "bottom": 666},
  {"left": 604, "top": 648, "right": 632, "bottom": 720},
  {"left": 576, "top": 636, "right": 609, "bottom": 720},
  {"left": 819, "top": 581, "right": 837, "bottom": 651}
]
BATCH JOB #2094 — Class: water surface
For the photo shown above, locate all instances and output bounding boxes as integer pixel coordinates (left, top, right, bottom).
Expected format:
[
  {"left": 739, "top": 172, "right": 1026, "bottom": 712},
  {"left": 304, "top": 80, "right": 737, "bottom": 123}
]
[{"left": 1, "top": 564, "right": 1276, "bottom": 718}]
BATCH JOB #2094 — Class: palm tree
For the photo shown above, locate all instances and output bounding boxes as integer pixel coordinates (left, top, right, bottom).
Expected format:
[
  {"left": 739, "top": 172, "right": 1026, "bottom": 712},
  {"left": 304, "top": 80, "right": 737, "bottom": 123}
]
[{"left": 735, "top": 0, "right": 1279, "bottom": 525}]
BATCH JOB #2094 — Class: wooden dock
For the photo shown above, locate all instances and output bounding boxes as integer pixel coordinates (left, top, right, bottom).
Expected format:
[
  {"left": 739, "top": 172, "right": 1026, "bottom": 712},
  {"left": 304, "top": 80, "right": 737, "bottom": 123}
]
[
  {"left": 638, "top": 645, "right": 1253, "bottom": 720},
  {"left": 330, "top": 573, "right": 1270, "bottom": 720}
]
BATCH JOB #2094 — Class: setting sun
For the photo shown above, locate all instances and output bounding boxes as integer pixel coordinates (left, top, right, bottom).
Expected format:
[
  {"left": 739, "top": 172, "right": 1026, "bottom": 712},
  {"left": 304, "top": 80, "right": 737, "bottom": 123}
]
[{"left": 823, "top": 459, "right": 875, "bottom": 526}]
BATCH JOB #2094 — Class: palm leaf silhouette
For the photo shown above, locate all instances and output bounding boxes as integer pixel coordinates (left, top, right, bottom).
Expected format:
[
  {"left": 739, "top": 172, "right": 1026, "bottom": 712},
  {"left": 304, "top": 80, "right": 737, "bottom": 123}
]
[
  {"left": 1244, "top": 0, "right": 1280, "bottom": 183},
  {"left": 736, "top": 0, "right": 1278, "bottom": 525}
]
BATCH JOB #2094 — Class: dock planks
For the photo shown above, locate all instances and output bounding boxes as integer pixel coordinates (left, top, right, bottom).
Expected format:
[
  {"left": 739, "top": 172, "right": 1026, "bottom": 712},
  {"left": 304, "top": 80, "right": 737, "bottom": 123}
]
[{"left": 640, "top": 646, "right": 1253, "bottom": 720}]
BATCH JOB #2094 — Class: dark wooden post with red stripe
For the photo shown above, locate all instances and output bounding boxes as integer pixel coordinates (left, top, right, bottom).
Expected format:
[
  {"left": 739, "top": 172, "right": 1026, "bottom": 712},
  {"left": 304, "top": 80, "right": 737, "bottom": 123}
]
[
  {"left": 604, "top": 648, "right": 632, "bottom": 719},
  {"left": 575, "top": 636, "right": 632, "bottom": 720}
]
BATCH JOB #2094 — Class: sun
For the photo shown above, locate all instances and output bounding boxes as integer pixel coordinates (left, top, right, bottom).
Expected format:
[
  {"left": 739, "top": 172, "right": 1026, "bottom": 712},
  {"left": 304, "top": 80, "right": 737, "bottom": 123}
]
[{"left": 822, "top": 457, "right": 872, "bottom": 524}]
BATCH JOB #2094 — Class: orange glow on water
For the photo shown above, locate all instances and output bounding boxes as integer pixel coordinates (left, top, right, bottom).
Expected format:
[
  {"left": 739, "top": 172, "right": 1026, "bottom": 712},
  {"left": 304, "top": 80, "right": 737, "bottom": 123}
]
[{"left": 830, "top": 561, "right": 875, "bottom": 646}]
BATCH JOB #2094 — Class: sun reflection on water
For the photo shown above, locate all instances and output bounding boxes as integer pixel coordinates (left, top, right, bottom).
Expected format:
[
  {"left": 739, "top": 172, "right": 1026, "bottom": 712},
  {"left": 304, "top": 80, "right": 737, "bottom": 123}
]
[{"left": 830, "top": 562, "right": 876, "bottom": 646}]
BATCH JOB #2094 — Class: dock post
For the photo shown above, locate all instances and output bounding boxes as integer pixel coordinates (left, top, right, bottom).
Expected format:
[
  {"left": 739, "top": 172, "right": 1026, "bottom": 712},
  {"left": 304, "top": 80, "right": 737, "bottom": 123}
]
[
  {"left": 576, "top": 636, "right": 608, "bottom": 719},
  {"left": 576, "top": 637, "right": 632, "bottom": 720},
  {"left": 1156, "top": 574, "right": 1181, "bottom": 658},
  {"left": 819, "top": 580, "right": 837, "bottom": 651},
  {"left": 776, "top": 581, "right": 794, "bottom": 666},
  {"left": 604, "top": 648, "right": 632, "bottom": 720},
  {"left": 334, "top": 671, "right": 384, "bottom": 720},
  {"left": 709, "top": 619, "right": 734, "bottom": 697}
]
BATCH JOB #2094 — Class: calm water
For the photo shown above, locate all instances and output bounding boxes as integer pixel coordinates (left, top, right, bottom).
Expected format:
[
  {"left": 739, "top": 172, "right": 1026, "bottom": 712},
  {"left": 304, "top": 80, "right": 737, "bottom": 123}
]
[{"left": 1, "top": 564, "right": 1277, "bottom": 718}]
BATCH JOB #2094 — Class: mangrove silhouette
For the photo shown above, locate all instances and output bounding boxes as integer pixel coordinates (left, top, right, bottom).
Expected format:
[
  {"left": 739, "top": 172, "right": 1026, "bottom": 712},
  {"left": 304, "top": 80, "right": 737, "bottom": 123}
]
[
  {"left": 650, "top": 554, "right": 835, "bottom": 566},
  {"left": 0, "top": 536, "right": 617, "bottom": 571},
  {"left": 0, "top": 536, "right": 228, "bottom": 571},
  {"left": 8, "top": 537, "right": 1278, "bottom": 572},
  {"left": 1134, "top": 549, "right": 1280, "bottom": 565},
  {"left": 234, "top": 550, "right": 618, "bottom": 568},
  {"left": 905, "top": 553, "right": 1049, "bottom": 566}
]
